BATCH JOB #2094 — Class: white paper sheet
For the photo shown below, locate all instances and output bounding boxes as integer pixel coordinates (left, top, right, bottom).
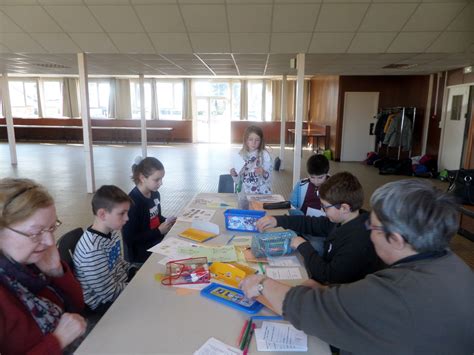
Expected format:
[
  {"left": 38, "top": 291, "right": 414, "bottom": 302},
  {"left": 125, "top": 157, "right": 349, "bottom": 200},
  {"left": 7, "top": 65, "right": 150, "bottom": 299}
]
[
  {"left": 254, "top": 322, "right": 307, "bottom": 352},
  {"left": 232, "top": 153, "right": 245, "bottom": 175},
  {"left": 306, "top": 207, "right": 325, "bottom": 218},
  {"left": 267, "top": 256, "right": 301, "bottom": 267},
  {"left": 178, "top": 208, "right": 216, "bottom": 223},
  {"left": 265, "top": 267, "right": 302, "bottom": 280},
  {"left": 147, "top": 237, "right": 195, "bottom": 259},
  {"left": 194, "top": 337, "right": 242, "bottom": 355},
  {"left": 192, "top": 220, "right": 220, "bottom": 235}
]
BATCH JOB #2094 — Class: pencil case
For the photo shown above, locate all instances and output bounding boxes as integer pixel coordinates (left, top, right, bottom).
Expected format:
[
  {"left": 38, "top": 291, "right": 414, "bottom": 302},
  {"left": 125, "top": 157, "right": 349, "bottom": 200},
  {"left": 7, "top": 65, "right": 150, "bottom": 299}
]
[
  {"left": 262, "top": 201, "right": 291, "bottom": 210},
  {"left": 251, "top": 230, "right": 296, "bottom": 257}
]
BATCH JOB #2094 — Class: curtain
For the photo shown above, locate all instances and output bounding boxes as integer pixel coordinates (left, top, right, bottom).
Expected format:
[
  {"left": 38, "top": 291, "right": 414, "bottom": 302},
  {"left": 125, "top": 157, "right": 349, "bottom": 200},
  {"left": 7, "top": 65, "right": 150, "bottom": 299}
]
[
  {"left": 286, "top": 81, "right": 296, "bottom": 121},
  {"left": 150, "top": 78, "right": 159, "bottom": 120},
  {"left": 108, "top": 79, "right": 116, "bottom": 118},
  {"left": 240, "top": 80, "right": 248, "bottom": 120},
  {"left": 113, "top": 78, "right": 131, "bottom": 119},
  {"left": 182, "top": 78, "right": 192, "bottom": 120},
  {"left": 36, "top": 78, "right": 44, "bottom": 117},
  {"left": 62, "top": 78, "right": 80, "bottom": 118},
  {"left": 271, "top": 80, "right": 281, "bottom": 121}
]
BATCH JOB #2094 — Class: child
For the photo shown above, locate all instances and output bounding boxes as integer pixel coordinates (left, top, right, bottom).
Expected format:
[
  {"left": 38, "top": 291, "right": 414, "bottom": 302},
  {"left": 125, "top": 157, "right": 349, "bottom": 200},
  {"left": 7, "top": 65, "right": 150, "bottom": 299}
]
[
  {"left": 73, "top": 185, "right": 136, "bottom": 314},
  {"left": 230, "top": 125, "right": 272, "bottom": 194},
  {"left": 289, "top": 154, "right": 330, "bottom": 217},
  {"left": 122, "top": 157, "right": 176, "bottom": 264},
  {"left": 256, "top": 172, "right": 382, "bottom": 284},
  {"left": 289, "top": 154, "right": 329, "bottom": 253}
]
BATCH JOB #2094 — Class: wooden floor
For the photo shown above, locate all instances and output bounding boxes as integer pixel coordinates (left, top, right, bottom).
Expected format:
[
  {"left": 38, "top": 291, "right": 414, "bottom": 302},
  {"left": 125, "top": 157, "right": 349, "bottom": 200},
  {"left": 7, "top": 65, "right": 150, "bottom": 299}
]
[{"left": 1, "top": 142, "right": 473, "bottom": 268}]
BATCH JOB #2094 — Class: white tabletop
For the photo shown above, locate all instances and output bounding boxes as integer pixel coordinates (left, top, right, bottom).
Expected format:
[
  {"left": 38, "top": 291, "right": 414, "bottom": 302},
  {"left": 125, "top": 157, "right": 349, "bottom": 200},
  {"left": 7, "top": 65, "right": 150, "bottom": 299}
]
[{"left": 75, "top": 193, "right": 331, "bottom": 355}]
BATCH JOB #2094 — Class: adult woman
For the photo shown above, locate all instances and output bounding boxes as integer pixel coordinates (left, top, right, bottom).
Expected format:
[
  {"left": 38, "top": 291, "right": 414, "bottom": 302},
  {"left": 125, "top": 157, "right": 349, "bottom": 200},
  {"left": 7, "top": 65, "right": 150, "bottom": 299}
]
[
  {"left": 0, "top": 178, "right": 86, "bottom": 354},
  {"left": 241, "top": 179, "right": 474, "bottom": 354}
]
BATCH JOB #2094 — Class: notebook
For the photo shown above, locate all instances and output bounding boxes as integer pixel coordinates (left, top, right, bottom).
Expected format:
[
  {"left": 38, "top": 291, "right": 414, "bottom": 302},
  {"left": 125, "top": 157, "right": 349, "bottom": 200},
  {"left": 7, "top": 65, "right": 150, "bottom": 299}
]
[{"left": 179, "top": 228, "right": 217, "bottom": 243}]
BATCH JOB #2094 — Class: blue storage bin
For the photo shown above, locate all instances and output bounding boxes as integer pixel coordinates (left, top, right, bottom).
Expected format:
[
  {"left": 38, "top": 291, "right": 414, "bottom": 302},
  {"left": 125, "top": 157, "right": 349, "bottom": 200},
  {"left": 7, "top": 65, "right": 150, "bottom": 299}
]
[
  {"left": 251, "top": 230, "right": 296, "bottom": 257},
  {"left": 224, "top": 209, "right": 265, "bottom": 232}
]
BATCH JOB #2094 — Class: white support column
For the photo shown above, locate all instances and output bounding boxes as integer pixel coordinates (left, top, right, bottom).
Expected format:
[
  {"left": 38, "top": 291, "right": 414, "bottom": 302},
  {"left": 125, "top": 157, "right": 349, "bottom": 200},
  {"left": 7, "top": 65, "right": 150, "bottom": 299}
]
[
  {"left": 261, "top": 80, "right": 266, "bottom": 121},
  {"left": 292, "top": 54, "right": 305, "bottom": 186},
  {"left": 139, "top": 74, "right": 147, "bottom": 157},
  {"left": 279, "top": 75, "right": 287, "bottom": 170},
  {"left": 1, "top": 73, "right": 17, "bottom": 165},
  {"left": 77, "top": 53, "right": 95, "bottom": 193}
]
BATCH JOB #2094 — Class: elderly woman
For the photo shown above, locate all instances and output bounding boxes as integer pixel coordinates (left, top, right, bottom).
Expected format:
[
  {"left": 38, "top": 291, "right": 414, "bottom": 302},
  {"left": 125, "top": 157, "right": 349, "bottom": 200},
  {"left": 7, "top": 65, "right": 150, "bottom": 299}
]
[
  {"left": 241, "top": 179, "right": 474, "bottom": 355},
  {"left": 0, "top": 178, "right": 86, "bottom": 354}
]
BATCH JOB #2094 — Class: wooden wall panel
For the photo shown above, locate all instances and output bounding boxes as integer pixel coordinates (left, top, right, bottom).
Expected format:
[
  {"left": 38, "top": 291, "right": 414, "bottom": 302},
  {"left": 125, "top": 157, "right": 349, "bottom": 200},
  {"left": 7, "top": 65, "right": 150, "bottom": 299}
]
[
  {"left": 335, "top": 75, "right": 431, "bottom": 160},
  {"left": 447, "top": 68, "right": 474, "bottom": 86},
  {"left": 309, "top": 76, "right": 339, "bottom": 155}
]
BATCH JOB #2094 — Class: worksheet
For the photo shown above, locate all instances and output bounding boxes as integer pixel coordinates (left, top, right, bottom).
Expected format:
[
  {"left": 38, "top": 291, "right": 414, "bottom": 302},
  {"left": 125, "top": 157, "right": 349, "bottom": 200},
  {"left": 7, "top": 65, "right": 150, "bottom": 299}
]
[
  {"left": 265, "top": 267, "right": 302, "bottom": 280},
  {"left": 178, "top": 208, "right": 216, "bottom": 223}
]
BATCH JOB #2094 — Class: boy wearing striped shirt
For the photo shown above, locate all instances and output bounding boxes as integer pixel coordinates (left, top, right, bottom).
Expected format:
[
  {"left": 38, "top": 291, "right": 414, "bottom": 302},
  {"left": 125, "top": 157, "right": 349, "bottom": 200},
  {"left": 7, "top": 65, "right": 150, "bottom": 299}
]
[{"left": 73, "top": 185, "right": 136, "bottom": 314}]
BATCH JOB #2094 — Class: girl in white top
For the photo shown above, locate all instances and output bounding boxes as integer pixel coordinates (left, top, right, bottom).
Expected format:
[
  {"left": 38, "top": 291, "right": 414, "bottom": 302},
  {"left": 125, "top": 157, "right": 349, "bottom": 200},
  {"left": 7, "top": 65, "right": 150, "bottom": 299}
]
[{"left": 230, "top": 125, "right": 273, "bottom": 194}]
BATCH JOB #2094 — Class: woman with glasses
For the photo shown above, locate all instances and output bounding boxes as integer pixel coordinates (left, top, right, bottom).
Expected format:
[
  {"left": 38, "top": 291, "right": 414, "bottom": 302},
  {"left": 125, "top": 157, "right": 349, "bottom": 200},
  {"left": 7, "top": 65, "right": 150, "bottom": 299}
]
[
  {"left": 0, "top": 178, "right": 86, "bottom": 355},
  {"left": 242, "top": 179, "right": 474, "bottom": 354}
]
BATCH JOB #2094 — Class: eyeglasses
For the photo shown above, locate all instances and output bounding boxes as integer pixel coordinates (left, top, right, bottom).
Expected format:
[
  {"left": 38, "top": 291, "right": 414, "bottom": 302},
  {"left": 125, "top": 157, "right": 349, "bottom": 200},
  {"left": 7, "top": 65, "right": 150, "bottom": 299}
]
[
  {"left": 5, "top": 219, "right": 62, "bottom": 243},
  {"left": 321, "top": 203, "right": 341, "bottom": 212},
  {"left": 364, "top": 219, "right": 386, "bottom": 233}
]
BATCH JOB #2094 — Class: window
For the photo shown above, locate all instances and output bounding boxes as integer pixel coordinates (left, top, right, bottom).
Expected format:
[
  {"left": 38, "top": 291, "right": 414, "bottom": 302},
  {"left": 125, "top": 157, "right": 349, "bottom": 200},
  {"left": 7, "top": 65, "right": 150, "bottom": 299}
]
[
  {"left": 130, "top": 80, "right": 152, "bottom": 119},
  {"left": 88, "top": 81, "right": 110, "bottom": 119},
  {"left": 156, "top": 81, "right": 183, "bottom": 120},
  {"left": 9, "top": 80, "right": 39, "bottom": 117},
  {"left": 42, "top": 80, "right": 62, "bottom": 117},
  {"left": 247, "top": 80, "right": 263, "bottom": 121},
  {"left": 231, "top": 81, "right": 241, "bottom": 121}
]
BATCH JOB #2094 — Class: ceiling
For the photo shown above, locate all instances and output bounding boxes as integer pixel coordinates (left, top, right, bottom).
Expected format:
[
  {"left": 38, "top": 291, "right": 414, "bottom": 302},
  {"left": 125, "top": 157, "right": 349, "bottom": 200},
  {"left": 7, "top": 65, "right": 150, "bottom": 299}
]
[{"left": 0, "top": 0, "right": 473, "bottom": 77}]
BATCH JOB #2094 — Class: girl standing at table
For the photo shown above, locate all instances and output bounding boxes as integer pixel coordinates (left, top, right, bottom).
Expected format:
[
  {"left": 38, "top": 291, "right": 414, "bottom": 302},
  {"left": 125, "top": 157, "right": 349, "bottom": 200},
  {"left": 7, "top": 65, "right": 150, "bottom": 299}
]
[
  {"left": 0, "top": 178, "right": 86, "bottom": 355},
  {"left": 122, "top": 157, "right": 176, "bottom": 265},
  {"left": 230, "top": 125, "right": 273, "bottom": 195}
]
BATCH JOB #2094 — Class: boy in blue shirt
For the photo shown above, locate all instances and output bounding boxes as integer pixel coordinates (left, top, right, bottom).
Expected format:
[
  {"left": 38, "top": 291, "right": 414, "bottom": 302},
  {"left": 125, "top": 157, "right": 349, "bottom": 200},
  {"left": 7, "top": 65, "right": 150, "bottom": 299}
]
[
  {"left": 289, "top": 154, "right": 330, "bottom": 253},
  {"left": 73, "top": 185, "right": 137, "bottom": 314}
]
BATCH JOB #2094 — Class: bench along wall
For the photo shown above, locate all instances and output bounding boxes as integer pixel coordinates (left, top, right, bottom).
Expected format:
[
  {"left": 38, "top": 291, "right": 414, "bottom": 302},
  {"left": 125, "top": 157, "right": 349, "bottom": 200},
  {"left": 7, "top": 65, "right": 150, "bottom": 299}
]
[{"left": 0, "top": 118, "right": 192, "bottom": 143}]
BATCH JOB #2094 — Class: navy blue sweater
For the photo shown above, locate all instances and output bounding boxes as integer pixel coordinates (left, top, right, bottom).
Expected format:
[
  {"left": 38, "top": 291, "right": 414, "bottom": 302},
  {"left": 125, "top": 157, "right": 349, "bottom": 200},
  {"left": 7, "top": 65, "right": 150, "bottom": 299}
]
[{"left": 122, "top": 187, "right": 166, "bottom": 263}]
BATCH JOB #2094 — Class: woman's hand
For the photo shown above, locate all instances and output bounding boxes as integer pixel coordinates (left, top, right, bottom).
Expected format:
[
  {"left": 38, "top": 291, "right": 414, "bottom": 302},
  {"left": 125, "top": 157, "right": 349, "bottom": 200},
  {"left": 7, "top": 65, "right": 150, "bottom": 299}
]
[
  {"left": 239, "top": 274, "right": 265, "bottom": 299},
  {"left": 290, "top": 236, "right": 306, "bottom": 250},
  {"left": 230, "top": 168, "right": 238, "bottom": 177},
  {"left": 53, "top": 313, "right": 87, "bottom": 349},
  {"left": 256, "top": 216, "right": 277, "bottom": 232},
  {"left": 35, "top": 245, "right": 64, "bottom": 277}
]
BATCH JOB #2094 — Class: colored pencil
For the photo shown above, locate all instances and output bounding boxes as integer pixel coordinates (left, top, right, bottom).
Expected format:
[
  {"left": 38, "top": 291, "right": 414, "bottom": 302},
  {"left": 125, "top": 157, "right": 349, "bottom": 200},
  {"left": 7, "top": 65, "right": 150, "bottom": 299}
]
[
  {"left": 242, "top": 323, "right": 256, "bottom": 355},
  {"left": 237, "top": 320, "right": 248, "bottom": 347},
  {"left": 226, "top": 234, "right": 236, "bottom": 245},
  {"left": 239, "top": 319, "right": 253, "bottom": 350},
  {"left": 258, "top": 262, "right": 265, "bottom": 275}
]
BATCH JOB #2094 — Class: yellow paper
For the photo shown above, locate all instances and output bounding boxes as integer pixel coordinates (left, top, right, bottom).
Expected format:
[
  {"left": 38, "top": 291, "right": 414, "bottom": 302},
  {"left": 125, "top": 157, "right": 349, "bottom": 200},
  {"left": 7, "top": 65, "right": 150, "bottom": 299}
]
[{"left": 179, "top": 228, "right": 217, "bottom": 243}]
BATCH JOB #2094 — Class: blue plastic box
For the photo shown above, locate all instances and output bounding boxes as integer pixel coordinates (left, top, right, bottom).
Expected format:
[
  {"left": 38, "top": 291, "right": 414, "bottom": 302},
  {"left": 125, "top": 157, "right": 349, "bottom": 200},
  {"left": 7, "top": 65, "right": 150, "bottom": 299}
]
[{"left": 224, "top": 209, "right": 266, "bottom": 232}]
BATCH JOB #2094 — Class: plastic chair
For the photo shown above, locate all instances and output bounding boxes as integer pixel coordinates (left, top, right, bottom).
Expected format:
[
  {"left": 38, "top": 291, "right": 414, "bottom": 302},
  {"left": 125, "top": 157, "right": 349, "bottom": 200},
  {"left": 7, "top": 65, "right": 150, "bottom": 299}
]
[
  {"left": 56, "top": 227, "right": 84, "bottom": 270},
  {"left": 218, "top": 174, "right": 235, "bottom": 193}
]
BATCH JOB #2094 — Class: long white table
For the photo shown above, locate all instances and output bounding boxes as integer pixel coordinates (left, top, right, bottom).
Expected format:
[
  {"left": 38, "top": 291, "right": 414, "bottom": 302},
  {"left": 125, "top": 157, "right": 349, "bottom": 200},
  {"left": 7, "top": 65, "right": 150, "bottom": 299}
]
[{"left": 76, "top": 193, "right": 331, "bottom": 355}]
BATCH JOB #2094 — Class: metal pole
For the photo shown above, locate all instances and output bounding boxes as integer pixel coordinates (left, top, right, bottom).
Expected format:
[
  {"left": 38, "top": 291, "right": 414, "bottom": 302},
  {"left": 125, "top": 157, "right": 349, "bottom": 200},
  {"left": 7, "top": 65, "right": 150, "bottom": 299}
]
[
  {"left": 279, "top": 75, "right": 287, "bottom": 170},
  {"left": 139, "top": 74, "right": 147, "bottom": 157},
  {"left": 1, "top": 73, "right": 17, "bottom": 165}
]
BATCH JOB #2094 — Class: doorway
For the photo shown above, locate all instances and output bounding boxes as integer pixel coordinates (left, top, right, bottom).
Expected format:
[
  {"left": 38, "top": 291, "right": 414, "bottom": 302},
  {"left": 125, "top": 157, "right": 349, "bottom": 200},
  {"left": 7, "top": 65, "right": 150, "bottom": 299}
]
[
  {"left": 194, "top": 81, "right": 232, "bottom": 143},
  {"left": 341, "top": 92, "right": 380, "bottom": 162},
  {"left": 439, "top": 85, "right": 470, "bottom": 170}
]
